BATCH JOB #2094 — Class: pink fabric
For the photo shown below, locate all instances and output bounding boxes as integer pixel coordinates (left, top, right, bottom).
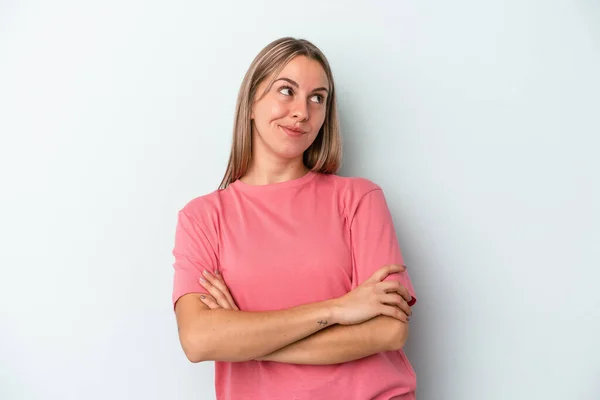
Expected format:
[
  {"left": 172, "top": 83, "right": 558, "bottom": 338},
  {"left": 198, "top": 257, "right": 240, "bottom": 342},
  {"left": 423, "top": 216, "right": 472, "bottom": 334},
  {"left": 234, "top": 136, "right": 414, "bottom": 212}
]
[{"left": 172, "top": 171, "right": 417, "bottom": 400}]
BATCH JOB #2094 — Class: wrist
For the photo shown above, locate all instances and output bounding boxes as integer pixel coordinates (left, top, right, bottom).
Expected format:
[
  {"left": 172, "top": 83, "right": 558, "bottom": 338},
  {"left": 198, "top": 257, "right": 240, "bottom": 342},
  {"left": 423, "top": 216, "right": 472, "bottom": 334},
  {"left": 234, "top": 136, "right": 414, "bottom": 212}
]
[{"left": 322, "top": 298, "right": 340, "bottom": 325}]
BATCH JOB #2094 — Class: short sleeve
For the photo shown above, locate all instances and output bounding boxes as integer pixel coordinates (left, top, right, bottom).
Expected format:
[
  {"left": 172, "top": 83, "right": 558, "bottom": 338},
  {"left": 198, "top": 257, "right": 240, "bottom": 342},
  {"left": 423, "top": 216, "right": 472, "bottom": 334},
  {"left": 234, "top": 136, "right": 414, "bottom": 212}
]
[
  {"left": 349, "top": 188, "right": 417, "bottom": 306},
  {"left": 171, "top": 209, "right": 219, "bottom": 310}
]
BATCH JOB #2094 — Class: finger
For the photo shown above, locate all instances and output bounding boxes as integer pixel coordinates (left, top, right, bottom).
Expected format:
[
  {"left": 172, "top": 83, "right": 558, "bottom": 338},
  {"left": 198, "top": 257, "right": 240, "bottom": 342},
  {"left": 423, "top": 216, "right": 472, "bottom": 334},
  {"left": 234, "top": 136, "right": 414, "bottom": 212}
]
[
  {"left": 204, "top": 270, "right": 239, "bottom": 311},
  {"left": 377, "top": 281, "right": 413, "bottom": 304},
  {"left": 396, "top": 286, "right": 413, "bottom": 304},
  {"left": 397, "top": 300, "right": 412, "bottom": 318},
  {"left": 213, "top": 270, "right": 239, "bottom": 310},
  {"left": 367, "top": 264, "right": 406, "bottom": 283},
  {"left": 388, "top": 296, "right": 412, "bottom": 317},
  {"left": 379, "top": 304, "right": 409, "bottom": 322},
  {"left": 199, "top": 277, "right": 233, "bottom": 309},
  {"left": 379, "top": 281, "right": 412, "bottom": 302},
  {"left": 378, "top": 280, "right": 402, "bottom": 293},
  {"left": 203, "top": 270, "right": 228, "bottom": 294},
  {"left": 214, "top": 269, "right": 225, "bottom": 282},
  {"left": 380, "top": 293, "right": 412, "bottom": 316},
  {"left": 199, "top": 295, "right": 221, "bottom": 310},
  {"left": 202, "top": 270, "right": 234, "bottom": 307}
]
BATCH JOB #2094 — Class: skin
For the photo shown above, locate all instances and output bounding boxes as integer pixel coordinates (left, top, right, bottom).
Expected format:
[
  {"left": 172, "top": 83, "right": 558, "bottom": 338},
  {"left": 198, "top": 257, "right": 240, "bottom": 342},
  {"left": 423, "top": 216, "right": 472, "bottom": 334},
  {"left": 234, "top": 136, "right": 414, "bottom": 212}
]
[
  {"left": 198, "top": 266, "right": 413, "bottom": 364},
  {"left": 242, "top": 55, "right": 329, "bottom": 186},
  {"left": 174, "top": 56, "right": 414, "bottom": 364}
]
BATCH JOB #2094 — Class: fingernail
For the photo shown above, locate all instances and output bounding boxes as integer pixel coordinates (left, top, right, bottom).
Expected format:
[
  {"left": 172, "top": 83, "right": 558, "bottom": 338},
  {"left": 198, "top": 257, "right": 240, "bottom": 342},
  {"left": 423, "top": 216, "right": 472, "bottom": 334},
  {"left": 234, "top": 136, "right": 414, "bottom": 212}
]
[
  {"left": 200, "top": 295, "right": 206, "bottom": 299},
  {"left": 202, "top": 269, "right": 209, "bottom": 276},
  {"left": 199, "top": 277, "right": 206, "bottom": 283},
  {"left": 215, "top": 270, "right": 220, "bottom": 275}
]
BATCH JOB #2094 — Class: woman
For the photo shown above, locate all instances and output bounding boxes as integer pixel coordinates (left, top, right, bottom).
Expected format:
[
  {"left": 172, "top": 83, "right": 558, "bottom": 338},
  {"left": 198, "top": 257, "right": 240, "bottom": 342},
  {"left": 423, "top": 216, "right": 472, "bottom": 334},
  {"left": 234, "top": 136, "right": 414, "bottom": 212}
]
[{"left": 172, "top": 37, "right": 418, "bottom": 400}]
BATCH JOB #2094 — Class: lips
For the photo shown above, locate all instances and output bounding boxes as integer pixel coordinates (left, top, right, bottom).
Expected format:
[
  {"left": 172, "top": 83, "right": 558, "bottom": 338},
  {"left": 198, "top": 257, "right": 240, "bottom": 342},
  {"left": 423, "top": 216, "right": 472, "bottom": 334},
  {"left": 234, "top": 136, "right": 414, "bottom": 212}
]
[{"left": 279, "top": 125, "right": 306, "bottom": 136}]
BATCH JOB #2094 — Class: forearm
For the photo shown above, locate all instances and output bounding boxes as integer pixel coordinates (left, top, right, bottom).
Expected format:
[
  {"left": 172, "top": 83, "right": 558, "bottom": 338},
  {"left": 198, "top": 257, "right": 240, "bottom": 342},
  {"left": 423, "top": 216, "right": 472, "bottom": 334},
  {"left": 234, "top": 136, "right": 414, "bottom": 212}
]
[
  {"left": 259, "top": 316, "right": 409, "bottom": 365},
  {"left": 180, "top": 297, "right": 336, "bottom": 363}
]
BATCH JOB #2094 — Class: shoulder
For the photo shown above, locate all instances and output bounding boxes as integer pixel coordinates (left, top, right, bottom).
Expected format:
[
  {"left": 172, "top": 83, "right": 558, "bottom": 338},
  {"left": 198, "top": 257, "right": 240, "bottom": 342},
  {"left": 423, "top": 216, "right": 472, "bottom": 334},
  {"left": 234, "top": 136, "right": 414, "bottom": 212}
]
[
  {"left": 315, "top": 173, "right": 384, "bottom": 215},
  {"left": 178, "top": 189, "right": 225, "bottom": 225},
  {"left": 317, "top": 172, "right": 382, "bottom": 198}
]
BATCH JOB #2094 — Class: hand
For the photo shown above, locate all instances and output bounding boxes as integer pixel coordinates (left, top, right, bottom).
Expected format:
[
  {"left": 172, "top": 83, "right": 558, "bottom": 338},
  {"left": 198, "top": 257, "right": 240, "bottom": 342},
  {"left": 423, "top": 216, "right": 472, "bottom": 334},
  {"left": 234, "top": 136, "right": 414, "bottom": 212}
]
[
  {"left": 331, "top": 264, "right": 413, "bottom": 325},
  {"left": 198, "top": 269, "right": 239, "bottom": 310}
]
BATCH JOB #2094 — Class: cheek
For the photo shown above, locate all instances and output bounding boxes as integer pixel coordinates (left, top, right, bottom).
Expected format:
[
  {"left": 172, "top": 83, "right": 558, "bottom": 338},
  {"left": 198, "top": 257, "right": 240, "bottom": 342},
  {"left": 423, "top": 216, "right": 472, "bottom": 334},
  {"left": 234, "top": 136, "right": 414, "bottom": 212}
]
[
  {"left": 255, "top": 99, "right": 287, "bottom": 123},
  {"left": 269, "top": 102, "right": 288, "bottom": 121},
  {"left": 312, "top": 108, "right": 327, "bottom": 131}
]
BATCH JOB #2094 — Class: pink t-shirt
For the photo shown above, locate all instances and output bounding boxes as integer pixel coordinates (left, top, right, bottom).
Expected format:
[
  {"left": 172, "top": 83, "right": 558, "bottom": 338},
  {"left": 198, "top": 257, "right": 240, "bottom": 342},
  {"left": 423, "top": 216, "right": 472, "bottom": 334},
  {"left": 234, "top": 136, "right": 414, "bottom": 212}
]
[{"left": 172, "top": 171, "right": 417, "bottom": 400}]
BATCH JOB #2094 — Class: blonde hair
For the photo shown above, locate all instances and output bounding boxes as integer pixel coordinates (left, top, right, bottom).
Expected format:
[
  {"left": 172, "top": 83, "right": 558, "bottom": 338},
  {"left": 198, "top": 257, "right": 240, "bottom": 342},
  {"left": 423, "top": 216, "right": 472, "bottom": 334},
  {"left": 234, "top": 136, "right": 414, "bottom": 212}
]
[{"left": 219, "top": 37, "right": 342, "bottom": 189}]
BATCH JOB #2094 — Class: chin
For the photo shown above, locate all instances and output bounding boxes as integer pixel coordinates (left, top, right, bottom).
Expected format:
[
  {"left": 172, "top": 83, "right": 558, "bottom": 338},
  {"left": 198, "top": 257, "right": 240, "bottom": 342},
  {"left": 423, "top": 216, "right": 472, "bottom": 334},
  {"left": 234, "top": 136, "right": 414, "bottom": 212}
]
[
  {"left": 274, "top": 147, "right": 308, "bottom": 160},
  {"left": 256, "top": 128, "right": 317, "bottom": 160}
]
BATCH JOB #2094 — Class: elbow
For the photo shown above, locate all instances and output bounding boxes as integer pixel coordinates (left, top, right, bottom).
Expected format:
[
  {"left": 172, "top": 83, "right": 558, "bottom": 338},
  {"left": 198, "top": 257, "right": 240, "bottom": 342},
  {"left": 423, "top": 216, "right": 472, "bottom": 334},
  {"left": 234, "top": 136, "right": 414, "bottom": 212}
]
[
  {"left": 385, "top": 320, "right": 410, "bottom": 351},
  {"left": 179, "top": 329, "right": 252, "bottom": 363},
  {"left": 180, "top": 329, "right": 210, "bottom": 363},
  {"left": 184, "top": 347, "right": 206, "bottom": 364},
  {"left": 185, "top": 352, "right": 203, "bottom": 364}
]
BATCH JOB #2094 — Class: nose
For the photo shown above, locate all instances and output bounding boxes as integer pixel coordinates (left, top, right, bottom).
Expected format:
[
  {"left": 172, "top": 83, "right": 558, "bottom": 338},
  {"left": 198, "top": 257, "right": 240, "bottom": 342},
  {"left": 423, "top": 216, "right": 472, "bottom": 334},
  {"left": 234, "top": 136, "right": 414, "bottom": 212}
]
[{"left": 292, "top": 98, "right": 309, "bottom": 121}]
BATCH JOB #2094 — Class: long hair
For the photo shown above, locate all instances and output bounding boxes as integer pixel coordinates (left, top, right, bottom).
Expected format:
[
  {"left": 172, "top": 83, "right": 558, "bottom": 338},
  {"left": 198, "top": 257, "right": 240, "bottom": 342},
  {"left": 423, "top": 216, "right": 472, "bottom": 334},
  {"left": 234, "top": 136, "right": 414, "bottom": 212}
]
[{"left": 219, "top": 37, "right": 342, "bottom": 189}]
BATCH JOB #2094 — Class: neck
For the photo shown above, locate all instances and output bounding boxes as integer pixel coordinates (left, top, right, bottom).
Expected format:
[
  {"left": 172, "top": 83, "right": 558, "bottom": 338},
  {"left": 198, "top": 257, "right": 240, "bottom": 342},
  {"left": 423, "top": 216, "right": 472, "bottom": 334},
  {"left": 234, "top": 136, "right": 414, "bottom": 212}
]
[{"left": 241, "top": 155, "right": 309, "bottom": 186}]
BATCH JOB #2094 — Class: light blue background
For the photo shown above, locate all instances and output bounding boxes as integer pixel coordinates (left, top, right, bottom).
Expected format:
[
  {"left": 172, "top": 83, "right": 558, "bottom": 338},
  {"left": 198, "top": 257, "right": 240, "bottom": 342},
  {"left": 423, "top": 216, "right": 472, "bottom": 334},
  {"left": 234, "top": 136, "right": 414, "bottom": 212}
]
[{"left": 1, "top": 1, "right": 598, "bottom": 399}]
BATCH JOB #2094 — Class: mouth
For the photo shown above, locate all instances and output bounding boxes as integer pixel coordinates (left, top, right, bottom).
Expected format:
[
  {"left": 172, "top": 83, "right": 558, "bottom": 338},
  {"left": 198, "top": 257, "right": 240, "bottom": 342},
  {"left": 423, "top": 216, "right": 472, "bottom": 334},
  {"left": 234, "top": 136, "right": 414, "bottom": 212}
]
[{"left": 279, "top": 125, "right": 306, "bottom": 137}]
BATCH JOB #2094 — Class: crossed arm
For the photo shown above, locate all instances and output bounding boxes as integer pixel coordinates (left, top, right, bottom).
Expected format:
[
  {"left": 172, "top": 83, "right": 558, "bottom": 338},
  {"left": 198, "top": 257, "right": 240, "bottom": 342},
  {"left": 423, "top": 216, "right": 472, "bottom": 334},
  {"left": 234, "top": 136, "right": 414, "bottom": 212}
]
[
  {"left": 174, "top": 267, "right": 412, "bottom": 365},
  {"left": 257, "top": 313, "right": 409, "bottom": 365},
  {"left": 173, "top": 189, "right": 416, "bottom": 365}
]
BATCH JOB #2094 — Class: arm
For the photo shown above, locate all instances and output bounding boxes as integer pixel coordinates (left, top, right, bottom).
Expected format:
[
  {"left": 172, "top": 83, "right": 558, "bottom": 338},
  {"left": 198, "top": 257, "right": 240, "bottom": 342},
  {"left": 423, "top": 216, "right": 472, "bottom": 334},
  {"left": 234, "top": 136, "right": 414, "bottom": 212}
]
[
  {"left": 175, "top": 292, "right": 335, "bottom": 363},
  {"left": 194, "top": 265, "right": 412, "bottom": 365},
  {"left": 177, "top": 264, "right": 409, "bottom": 363},
  {"left": 262, "top": 185, "right": 417, "bottom": 365},
  {"left": 259, "top": 315, "right": 408, "bottom": 365},
  {"left": 172, "top": 208, "right": 408, "bottom": 364},
  {"left": 172, "top": 209, "right": 334, "bottom": 362}
]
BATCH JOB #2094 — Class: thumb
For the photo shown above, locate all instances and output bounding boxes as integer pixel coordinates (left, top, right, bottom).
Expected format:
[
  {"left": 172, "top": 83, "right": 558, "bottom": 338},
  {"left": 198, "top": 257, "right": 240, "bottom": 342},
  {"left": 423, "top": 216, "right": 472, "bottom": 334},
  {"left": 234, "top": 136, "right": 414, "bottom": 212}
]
[{"left": 366, "top": 264, "right": 406, "bottom": 283}]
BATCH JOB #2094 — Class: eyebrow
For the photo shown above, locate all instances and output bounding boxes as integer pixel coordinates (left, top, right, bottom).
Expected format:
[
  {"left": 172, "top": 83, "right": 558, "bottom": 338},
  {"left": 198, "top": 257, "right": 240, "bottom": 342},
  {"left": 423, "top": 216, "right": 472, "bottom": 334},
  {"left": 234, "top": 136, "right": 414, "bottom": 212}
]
[{"left": 274, "top": 77, "right": 329, "bottom": 94}]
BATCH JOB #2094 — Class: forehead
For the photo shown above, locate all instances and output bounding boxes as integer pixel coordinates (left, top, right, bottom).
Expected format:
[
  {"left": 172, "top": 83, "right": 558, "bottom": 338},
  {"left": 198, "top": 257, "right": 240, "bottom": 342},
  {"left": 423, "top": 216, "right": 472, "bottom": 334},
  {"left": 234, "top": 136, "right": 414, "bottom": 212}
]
[{"left": 275, "top": 55, "right": 329, "bottom": 88}]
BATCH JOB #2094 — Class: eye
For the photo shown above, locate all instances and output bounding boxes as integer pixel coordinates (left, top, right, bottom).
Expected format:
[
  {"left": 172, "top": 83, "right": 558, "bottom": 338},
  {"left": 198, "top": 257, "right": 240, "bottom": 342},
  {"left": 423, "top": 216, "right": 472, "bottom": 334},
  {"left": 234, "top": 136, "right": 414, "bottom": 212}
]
[
  {"left": 278, "top": 86, "right": 293, "bottom": 96},
  {"left": 310, "top": 94, "right": 325, "bottom": 104}
]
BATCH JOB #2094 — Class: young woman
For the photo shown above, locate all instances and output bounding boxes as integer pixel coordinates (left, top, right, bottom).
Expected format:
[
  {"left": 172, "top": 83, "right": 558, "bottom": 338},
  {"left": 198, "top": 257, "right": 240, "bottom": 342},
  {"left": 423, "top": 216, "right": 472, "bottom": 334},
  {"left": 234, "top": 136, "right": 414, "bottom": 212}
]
[{"left": 172, "top": 37, "right": 418, "bottom": 400}]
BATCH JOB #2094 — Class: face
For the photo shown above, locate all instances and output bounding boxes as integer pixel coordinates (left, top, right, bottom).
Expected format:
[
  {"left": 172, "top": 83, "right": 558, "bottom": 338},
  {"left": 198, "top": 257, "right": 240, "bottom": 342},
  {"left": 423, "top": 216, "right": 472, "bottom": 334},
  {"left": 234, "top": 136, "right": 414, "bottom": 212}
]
[{"left": 250, "top": 55, "right": 329, "bottom": 162}]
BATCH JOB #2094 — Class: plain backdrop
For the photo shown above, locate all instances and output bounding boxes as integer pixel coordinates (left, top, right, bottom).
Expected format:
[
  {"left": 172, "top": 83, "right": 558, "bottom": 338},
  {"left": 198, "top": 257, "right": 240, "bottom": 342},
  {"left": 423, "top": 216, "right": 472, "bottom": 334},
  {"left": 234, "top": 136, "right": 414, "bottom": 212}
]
[{"left": 1, "top": 1, "right": 599, "bottom": 399}]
